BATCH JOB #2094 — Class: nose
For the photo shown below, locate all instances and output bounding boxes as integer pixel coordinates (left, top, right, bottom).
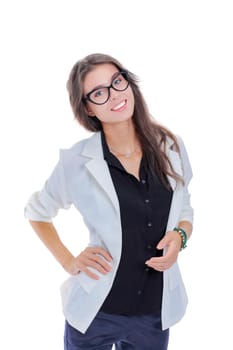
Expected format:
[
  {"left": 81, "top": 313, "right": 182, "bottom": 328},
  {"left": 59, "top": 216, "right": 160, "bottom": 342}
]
[{"left": 109, "top": 86, "right": 120, "bottom": 100}]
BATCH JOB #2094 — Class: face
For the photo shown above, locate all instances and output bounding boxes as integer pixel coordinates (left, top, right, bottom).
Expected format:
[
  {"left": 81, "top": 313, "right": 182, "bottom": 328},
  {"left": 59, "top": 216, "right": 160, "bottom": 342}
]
[{"left": 83, "top": 64, "right": 135, "bottom": 128}]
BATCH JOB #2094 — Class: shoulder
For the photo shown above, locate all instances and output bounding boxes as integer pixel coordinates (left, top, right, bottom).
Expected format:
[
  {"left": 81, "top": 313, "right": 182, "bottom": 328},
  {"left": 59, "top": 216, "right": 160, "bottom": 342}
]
[
  {"left": 173, "top": 135, "right": 193, "bottom": 182},
  {"left": 164, "top": 134, "right": 180, "bottom": 152},
  {"left": 165, "top": 134, "right": 186, "bottom": 152},
  {"left": 59, "top": 132, "right": 98, "bottom": 161},
  {"left": 60, "top": 139, "right": 86, "bottom": 158}
]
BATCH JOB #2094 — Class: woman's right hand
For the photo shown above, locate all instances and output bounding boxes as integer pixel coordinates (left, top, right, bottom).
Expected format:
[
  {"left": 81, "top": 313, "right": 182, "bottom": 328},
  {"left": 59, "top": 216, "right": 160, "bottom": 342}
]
[{"left": 64, "top": 246, "right": 113, "bottom": 279}]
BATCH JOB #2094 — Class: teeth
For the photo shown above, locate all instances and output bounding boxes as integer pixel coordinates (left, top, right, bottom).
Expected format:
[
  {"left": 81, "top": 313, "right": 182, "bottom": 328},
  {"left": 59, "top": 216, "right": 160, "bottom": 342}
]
[{"left": 112, "top": 100, "right": 126, "bottom": 111}]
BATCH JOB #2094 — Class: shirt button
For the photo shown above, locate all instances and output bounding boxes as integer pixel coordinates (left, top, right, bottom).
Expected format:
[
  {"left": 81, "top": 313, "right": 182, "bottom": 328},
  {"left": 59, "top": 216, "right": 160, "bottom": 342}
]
[
  {"left": 145, "top": 267, "right": 150, "bottom": 272},
  {"left": 147, "top": 245, "right": 152, "bottom": 249},
  {"left": 141, "top": 179, "right": 146, "bottom": 184},
  {"left": 137, "top": 290, "right": 142, "bottom": 295},
  {"left": 145, "top": 199, "right": 150, "bottom": 203},
  {"left": 147, "top": 222, "right": 152, "bottom": 227}
]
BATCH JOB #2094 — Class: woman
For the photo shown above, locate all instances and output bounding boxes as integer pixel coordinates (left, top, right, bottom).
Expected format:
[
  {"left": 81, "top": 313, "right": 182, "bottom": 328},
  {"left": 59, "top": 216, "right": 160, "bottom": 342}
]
[{"left": 25, "top": 53, "right": 193, "bottom": 350}]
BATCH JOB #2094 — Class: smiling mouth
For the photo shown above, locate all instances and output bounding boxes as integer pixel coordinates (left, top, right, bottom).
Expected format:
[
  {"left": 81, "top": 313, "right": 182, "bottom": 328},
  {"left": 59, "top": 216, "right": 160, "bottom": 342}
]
[{"left": 111, "top": 100, "right": 127, "bottom": 111}]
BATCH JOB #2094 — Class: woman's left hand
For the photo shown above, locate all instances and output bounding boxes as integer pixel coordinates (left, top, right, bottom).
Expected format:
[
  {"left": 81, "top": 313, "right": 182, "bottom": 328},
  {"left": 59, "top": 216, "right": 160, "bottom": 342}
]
[{"left": 145, "top": 230, "right": 182, "bottom": 272}]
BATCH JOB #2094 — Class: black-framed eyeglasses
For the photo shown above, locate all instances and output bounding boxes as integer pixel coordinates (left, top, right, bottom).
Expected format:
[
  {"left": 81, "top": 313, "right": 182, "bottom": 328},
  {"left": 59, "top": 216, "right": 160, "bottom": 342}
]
[{"left": 83, "top": 71, "right": 129, "bottom": 105}]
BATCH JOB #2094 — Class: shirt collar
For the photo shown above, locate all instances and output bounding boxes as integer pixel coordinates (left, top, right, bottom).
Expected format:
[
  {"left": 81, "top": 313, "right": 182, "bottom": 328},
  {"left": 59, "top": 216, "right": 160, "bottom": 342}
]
[
  {"left": 101, "top": 130, "right": 147, "bottom": 168},
  {"left": 101, "top": 130, "right": 119, "bottom": 167}
]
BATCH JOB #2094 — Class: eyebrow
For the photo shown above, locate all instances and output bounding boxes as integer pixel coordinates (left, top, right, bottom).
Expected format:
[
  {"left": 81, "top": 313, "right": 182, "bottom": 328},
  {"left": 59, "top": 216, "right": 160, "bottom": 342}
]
[{"left": 90, "top": 71, "right": 120, "bottom": 92}]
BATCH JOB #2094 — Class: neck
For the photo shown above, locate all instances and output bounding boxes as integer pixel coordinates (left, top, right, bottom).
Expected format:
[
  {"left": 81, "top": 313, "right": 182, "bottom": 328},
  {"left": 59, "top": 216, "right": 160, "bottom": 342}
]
[{"left": 103, "top": 120, "right": 140, "bottom": 154}]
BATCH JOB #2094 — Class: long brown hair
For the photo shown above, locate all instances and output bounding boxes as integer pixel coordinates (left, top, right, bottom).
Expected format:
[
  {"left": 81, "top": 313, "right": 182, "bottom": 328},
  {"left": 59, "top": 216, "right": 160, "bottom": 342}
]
[{"left": 66, "top": 53, "right": 183, "bottom": 188}]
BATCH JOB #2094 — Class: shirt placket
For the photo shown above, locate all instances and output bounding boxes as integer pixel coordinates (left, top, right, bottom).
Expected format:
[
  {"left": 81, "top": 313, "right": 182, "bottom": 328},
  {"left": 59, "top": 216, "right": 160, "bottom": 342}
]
[{"left": 134, "top": 166, "right": 154, "bottom": 300}]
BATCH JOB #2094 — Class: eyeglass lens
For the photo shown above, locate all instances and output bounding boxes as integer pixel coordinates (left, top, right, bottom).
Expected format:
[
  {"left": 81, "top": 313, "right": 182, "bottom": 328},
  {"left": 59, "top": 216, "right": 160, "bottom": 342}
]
[{"left": 88, "top": 72, "right": 129, "bottom": 105}]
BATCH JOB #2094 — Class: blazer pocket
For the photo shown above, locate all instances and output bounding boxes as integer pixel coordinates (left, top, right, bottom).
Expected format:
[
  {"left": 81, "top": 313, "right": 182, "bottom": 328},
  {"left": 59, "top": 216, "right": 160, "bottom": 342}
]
[
  {"left": 76, "top": 269, "right": 99, "bottom": 293},
  {"left": 60, "top": 272, "right": 97, "bottom": 302},
  {"left": 60, "top": 275, "right": 81, "bottom": 311}
]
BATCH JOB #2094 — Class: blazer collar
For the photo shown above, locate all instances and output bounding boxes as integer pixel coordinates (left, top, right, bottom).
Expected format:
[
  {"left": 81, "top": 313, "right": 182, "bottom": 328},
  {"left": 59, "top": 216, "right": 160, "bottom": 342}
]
[{"left": 82, "top": 132, "right": 120, "bottom": 213}]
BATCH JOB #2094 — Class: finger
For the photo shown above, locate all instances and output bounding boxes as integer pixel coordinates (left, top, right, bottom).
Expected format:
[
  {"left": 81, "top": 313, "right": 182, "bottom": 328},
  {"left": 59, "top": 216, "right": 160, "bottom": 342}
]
[
  {"left": 85, "top": 252, "right": 112, "bottom": 271},
  {"left": 94, "top": 256, "right": 112, "bottom": 272},
  {"left": 145, "top": 262, "right": 166, "bottom": 272},
  {"left": 146, "top": 256, "right": 166, "bottom": 264},
  {"left": 88, "top": 259, "right": 111, "bottom": 274},
  {"left": 146, "top": 248, "right": 178, "bottom": 270},
  {"left": 91, "top": 247, "right": 113, "bottom": 262},
  {"left": 145, "top": 257, "right": 168, "bottom": 271},
  {"left": 86, "top": 247, "right": 113, "bottom": 271},
  {"left": 149, "top": 262, "right": 168, "bottom": 271},
  {"left": 80, "top": 251, "right": 112, "bottom": 273},
  {"left": 157, "top": 236, "right": 170, "bottom": 250}
]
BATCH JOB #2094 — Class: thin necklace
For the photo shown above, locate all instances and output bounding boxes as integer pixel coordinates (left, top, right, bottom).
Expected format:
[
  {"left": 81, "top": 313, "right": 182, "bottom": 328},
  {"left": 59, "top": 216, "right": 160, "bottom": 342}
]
[{"left": 109, "top": 146, "right": 139, "bottom": 158}]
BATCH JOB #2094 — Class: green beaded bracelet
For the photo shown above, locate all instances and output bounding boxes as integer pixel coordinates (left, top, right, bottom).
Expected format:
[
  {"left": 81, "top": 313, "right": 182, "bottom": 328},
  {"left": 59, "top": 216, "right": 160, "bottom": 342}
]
[{"left": 173, "top": 227, "right": 187, "bottom": 250}]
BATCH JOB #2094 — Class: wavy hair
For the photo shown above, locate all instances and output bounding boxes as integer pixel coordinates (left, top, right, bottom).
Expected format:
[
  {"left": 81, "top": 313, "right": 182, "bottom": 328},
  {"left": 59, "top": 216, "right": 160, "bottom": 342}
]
[{"left": 66, "top": 53, "right": 183, "bottom": 188}]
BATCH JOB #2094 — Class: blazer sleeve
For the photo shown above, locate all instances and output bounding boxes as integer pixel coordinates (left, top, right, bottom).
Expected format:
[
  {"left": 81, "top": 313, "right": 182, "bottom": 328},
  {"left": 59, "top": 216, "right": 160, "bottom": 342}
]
[
  {"left": 24, "top": 150, "right": 72, "bottom": 222},
  {"left": 177, "top": 137, "right": 194, "bottom": 225}
]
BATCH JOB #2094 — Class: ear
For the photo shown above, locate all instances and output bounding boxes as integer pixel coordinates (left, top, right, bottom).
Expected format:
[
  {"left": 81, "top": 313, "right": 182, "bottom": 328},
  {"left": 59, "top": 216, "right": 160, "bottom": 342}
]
[
  {"left": 84, "top": 105, "right": 95, "bottom": 117},
  {"left": 87, "top": 111, "right": 96, "bottom": 117}
]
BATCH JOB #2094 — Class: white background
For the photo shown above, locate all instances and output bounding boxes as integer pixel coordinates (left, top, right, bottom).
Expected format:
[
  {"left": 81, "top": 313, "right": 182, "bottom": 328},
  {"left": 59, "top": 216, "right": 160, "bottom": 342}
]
[{"left": 0, "top": 1, "right": 232, "bottom": 349}]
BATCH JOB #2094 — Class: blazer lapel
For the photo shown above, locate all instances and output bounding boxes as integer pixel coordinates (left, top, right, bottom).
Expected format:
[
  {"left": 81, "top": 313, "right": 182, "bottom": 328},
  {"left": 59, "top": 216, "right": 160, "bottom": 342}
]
[{"left": 82, "top": 132, "right": 120, "bottom": 213}]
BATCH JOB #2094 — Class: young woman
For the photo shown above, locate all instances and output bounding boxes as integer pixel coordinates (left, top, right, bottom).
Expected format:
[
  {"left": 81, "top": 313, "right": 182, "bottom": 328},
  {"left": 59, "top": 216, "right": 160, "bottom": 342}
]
[{"left": 25, "top": 53, "right": 193, "bottom": 350}]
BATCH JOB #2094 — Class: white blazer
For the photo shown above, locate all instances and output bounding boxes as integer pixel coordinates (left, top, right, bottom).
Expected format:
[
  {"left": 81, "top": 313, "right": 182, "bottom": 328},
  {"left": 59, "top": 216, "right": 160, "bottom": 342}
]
[{"left": 24, "top": 131, "right": 193, "bottom": 333}]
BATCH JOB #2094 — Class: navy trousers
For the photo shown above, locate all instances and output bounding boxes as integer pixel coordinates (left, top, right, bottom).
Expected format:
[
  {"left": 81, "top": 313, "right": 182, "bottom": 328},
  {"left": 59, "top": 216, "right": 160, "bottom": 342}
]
[{"left": 64, "top": 311, "right": 169, "bottom": 350}]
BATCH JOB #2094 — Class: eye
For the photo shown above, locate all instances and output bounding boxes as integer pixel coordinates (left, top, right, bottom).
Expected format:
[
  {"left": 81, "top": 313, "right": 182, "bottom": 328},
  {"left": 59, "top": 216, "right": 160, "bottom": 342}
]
[
  {"left": 113, "top": 76, "right": 123, "bottom": 86},
  {"left": 93, "top": 89, "right": 104, "bottom": 98}
]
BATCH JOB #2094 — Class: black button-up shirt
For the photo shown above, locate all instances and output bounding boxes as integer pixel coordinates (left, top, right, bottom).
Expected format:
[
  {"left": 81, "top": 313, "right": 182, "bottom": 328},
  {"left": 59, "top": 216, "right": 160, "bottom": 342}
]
[{"left": 100, "top": 131, "right": 173, "bottom": 315}]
